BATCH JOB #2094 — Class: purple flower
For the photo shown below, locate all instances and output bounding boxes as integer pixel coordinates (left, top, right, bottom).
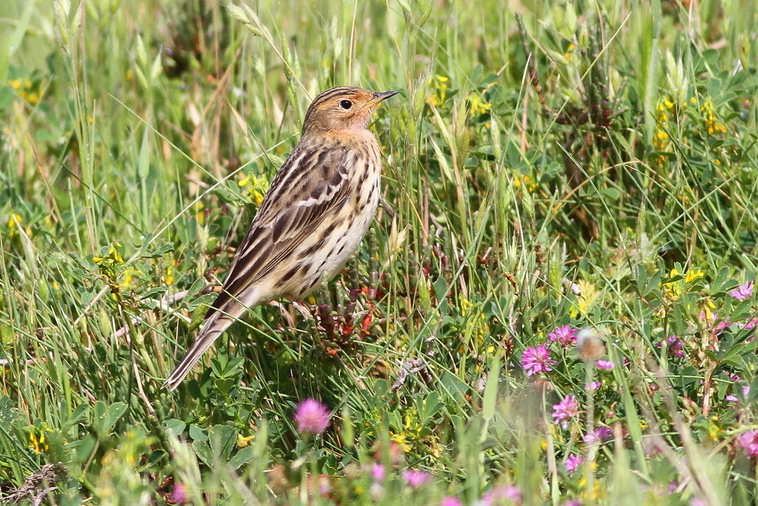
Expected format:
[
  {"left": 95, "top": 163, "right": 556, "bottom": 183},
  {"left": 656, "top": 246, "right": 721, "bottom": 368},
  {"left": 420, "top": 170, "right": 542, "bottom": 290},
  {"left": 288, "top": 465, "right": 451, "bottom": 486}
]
[
  {"left": 736, "top": 317, "right": 758, "bottom": 332},
  {"left": 482, "top": 485, "right": 521, "bottom": 505},
  {"left": 552, "top": 395, "right": 581, "bottom": 430},
  {"left": 564, "top": 453, "right": 584, "bottom": 474},
  {"left": 562, "top": 501, "right": 582, "bottom": 506},
  {"left": 730, "top": 281, "right": 754, "bottom": 300},
  {"left": 441, "top": 497, "right": 463, "bottom": 506},
  {"left": 585, "top": 381, "right": 602, "bottom": 391},
  {"left": 595, "top": 359, "right": 615, "bottom": 370},
  {"left": 169, "top": 482, "right": 188, "bottom": 504},
  {"left": 698, "top": 311, "right": 732, "bottom": 333},
  {"left": 583, "top": 426, "right": 613, "bottom": 444},
  {"left": 521, "top": 344, "right": 556, "bottom": 376},
  {"left": 739, "top": 430, "right": 758, "bottom": 457},
  {"left": 657, "top": 336, "right": 685, "bottom": 358},
  {"left": 293, "top": 399, "right": 331, "bottom": 435},
  {"left": 548, "top": 325, "right": 578, "bottom": 346},
  {"left": 319, "top": 476, "right": 332, "bottom": 496},
  {"left": 371, "top": 463, "right": 385, "bottom": 482},
  {"left": 402, "top": 469, "right": 430, "bottom": 488},
  {"left": 727, "top": 385, "right": 750, "bottom": 402}
]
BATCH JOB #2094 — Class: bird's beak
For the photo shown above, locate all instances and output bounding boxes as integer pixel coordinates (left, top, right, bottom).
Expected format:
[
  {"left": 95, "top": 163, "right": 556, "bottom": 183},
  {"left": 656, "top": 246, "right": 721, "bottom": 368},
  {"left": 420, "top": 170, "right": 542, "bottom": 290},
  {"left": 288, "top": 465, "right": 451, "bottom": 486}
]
[{"left": 369, "top": 90, "right": 401, "bottom": 105}]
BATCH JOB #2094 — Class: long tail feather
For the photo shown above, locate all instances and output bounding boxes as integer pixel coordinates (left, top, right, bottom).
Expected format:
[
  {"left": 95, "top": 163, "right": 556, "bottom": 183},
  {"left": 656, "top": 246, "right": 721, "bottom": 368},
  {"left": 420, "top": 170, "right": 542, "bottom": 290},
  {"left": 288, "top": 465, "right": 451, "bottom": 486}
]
[{"left": 163, "top": 311, "right": 235, "bottom": 390}]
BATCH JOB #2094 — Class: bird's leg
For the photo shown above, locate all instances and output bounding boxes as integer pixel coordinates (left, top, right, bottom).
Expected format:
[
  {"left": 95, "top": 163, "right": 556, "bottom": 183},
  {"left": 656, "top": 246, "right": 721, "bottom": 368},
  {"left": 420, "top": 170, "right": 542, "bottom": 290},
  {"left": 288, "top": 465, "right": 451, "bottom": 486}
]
[
  {"left": 269, "top": 296, "right": 317, "bottom": 327},
  {"left": 267, "top": 300, "right": 297, "bottom": 328},
  {"left": 291, "top": 299, "right": 315, "bottom": 321}
]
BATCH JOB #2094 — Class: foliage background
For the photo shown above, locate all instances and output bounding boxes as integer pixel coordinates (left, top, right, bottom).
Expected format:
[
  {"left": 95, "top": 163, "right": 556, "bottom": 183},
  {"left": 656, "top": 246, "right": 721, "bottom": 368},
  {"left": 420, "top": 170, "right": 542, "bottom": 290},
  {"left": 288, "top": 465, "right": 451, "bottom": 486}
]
[{"left": 1, "top": 0, "right": 757, "bottom": 504}]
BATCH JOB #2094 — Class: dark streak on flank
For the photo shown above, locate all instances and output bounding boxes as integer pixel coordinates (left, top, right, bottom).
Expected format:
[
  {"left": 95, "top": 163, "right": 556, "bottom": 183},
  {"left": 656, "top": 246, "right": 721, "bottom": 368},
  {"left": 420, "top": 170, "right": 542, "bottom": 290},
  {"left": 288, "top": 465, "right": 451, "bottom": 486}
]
[{"left": 275, "top": 263, "right": 302, "bottom": 288}]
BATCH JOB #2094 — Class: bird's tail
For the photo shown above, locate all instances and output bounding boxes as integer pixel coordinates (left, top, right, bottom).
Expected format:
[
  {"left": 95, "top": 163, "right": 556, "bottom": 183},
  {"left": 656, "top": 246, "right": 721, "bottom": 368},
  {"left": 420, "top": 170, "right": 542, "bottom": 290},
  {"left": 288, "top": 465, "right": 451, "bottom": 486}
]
[{"left": 163, "top": 309, "right": 238, "bottom": 390}]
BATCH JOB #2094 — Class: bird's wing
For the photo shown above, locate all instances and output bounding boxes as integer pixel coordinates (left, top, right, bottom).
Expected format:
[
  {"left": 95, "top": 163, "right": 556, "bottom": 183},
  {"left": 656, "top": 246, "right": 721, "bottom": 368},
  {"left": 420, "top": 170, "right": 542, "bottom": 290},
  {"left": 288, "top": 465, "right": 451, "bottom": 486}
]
[{"left": 206, "top": 144, "right": 353, "bottom": 317}]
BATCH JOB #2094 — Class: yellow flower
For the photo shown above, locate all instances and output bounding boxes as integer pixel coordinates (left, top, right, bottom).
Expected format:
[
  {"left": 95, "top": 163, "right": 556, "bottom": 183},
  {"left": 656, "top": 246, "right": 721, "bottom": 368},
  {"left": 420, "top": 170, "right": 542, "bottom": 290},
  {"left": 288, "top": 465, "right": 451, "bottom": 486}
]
[
  {"left": 93, "top": 242, "right": 125, "bottom": 280},
  {"left": 237, "top": 434, "right": 254, "bottom": 448},
  {"left": 108, "top": 244, "right": 124, "bottom": 263},
  {"left": 239, "top": 173, "right": 269, "bottom": 207},
  {"left": 195, "top": 201, "right": 205, "bottom": 225},
  {"left": 28, "top": 428, "right": 50, "bottom": 454},
  {"left": 389, "top": 431, "right": 411, "bottom": 452},
  {"left": 121, "top": 266, "right": 140, "bottom": 289},
  {"left": 707, "top": 417, "right": 722, "bottom": 441},
  {"left": 162, "top": 264, "right": 174, "bottom": 285},
  {"left": 26, "top": 92, "right": 40, "bottom": 105},
  {"left": 579, "top": 473, "right": 604, "bottom": 501},
  {"left": 426, "top": 75, "right": 450, "bottom": 107},
  {"left": 7, "top": 213, "right": 23, "bottom": 238},
  {"left": 664, "top": 283, "right": 681, "bottom": 302},
  {"left": 702, "top": 305, "right": 714, "bottom": 321},
  {"left": 512, "top": 172, "right": 537, "bottom": 192},
  {"left": 251, "top": 189, "right": 265, "bottom": 207},
  {"left": 700, "top": 97, "right": 727, "bottom": 135},
  {"left": 467, "top": 94, "right": 491, "bottom": 116},
  {"left": 459, "top": 296, "right": 473, "bottom": 317},
  {"left": 664, "top": 268, "right": 703, "bottom": 302},
  {"left": 684, "top": 269, "right": 703, "bottom": 284},
  {"left": 7, "top": 213, "right": 22, "bottom": 228}
]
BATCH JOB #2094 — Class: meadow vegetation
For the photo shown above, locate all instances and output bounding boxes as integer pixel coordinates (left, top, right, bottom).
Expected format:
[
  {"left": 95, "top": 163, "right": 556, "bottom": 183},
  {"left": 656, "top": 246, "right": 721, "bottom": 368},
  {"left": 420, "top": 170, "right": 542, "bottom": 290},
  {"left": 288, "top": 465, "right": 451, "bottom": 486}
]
[{"left": 1, "top": 0, "right": 758, "bottom": 504}]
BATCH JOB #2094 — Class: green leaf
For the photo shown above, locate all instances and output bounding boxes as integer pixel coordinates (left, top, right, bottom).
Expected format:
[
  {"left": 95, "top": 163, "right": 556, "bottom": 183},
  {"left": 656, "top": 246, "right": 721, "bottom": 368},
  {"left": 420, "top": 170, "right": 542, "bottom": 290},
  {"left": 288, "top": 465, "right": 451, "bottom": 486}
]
[
  {"left": 208, "top": 424, "right": 237, "bottom": 461},
  {"left": 189, "top": 424, "right": 208, "bottom": 441},
  {"left": 440, "top": 371, "right": 469, "bottom": 406},
  {"left": 91, "top": 401, "right": 127, "bottom": 437},
  {"left": 164, "top": 419, "right": 186, "bottom": 436},
  {"left": 433, "top": 276, "right": 448, "bottom": 302},
  {"left": 228, "top": 446, "right": 254, "bottom": 470},
  {"left": 482, "top": 355, "right": 501, "bottom": 421},
  {"left": 418, "top": 391, "right": 442, "bottom": 421},
  {"left": 138, "top": 127, "right": 150, "bottom": 181},
  {"left": 192, "top": 440, "right": 212, "bottom": 467},
  {"left": 710, "top": 267, "right": 732, "bottom": 294}
]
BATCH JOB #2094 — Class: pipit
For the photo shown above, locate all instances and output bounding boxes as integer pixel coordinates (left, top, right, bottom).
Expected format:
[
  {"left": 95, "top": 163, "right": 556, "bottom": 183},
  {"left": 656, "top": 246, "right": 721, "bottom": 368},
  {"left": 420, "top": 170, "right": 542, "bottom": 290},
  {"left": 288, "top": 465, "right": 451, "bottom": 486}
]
[{"left": 164, "top": 86, "right": 399, "bottom": 389}]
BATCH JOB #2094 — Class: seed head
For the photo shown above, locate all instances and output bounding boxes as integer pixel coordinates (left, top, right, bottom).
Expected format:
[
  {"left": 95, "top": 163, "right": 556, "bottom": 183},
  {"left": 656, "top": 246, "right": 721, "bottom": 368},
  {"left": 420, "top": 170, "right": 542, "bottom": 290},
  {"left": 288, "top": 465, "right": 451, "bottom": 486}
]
[{"left": 576, "top": 328, "right": 605, "bottom": 362}]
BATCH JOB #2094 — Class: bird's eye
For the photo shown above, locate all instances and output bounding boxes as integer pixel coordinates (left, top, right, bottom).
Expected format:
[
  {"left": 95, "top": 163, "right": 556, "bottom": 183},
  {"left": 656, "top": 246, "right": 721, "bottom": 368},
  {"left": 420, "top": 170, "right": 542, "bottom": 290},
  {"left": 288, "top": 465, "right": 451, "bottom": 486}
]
[{"left": 339, "top": 99, "right": 353, "bottom": 110}]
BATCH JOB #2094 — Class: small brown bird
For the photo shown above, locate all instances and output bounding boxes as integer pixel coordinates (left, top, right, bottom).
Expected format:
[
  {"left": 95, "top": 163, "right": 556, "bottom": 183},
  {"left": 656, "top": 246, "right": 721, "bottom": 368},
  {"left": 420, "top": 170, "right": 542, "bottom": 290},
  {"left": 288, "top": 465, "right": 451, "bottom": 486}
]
[{"left": 164, "top": 86, "right": 399, "bottom": 389}]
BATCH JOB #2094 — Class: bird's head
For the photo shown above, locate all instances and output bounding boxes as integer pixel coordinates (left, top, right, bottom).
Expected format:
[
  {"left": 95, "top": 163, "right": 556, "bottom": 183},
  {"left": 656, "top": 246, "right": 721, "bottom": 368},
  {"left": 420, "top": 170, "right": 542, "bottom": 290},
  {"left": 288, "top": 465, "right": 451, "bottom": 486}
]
[{"left": 302, "top": 86, "right": 400, "bottom": 135}]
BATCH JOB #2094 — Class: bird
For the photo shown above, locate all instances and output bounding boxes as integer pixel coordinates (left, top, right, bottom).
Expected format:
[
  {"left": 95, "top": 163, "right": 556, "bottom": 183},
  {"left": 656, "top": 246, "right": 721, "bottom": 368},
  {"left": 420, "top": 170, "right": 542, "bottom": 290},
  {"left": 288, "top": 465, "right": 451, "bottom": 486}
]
[{"left": 164, "top": 86, "right": 400, "bottom": 390}]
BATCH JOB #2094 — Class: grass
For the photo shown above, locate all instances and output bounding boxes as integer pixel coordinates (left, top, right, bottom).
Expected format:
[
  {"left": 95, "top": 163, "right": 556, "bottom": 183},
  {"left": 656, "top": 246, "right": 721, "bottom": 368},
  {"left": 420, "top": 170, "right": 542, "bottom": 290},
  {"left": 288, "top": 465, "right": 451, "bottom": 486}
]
[{"left": 1, "top": 0, "right": 758, "bottom": 504}]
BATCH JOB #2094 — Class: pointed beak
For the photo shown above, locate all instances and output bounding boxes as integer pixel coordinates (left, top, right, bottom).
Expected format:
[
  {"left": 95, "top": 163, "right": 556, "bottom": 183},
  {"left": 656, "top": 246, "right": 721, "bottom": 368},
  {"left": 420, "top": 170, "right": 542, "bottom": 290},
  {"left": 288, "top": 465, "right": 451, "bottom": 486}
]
[{"left": 369, "top": 90, "right": 401, "bottom": 105}]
